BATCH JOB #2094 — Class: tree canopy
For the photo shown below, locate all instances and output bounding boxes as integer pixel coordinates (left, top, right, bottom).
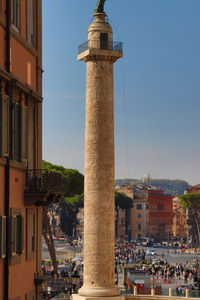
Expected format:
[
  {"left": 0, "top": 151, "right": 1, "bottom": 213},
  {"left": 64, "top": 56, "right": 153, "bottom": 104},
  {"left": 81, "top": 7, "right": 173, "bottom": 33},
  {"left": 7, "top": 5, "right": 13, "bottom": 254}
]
[
  {"left": 59, "top": 193, "right": 84, "bottom": 237},
  {"left": 115, "top": 191, "right": 133, "bottom": 209},
  {"left": 43, "top": 161, "right": 84, "bottom": 237},
  {"left": 179, "top": 193, "right": 200, "bottom": 209},
  {"left": 179, "top": 193, "right": 200, "bottom": 246},
  {"left": 115, "top": 191, "right": 133, "bottom": 239},
  {"left": 42, "top": 160, "right": 84, "bottom": 197}
]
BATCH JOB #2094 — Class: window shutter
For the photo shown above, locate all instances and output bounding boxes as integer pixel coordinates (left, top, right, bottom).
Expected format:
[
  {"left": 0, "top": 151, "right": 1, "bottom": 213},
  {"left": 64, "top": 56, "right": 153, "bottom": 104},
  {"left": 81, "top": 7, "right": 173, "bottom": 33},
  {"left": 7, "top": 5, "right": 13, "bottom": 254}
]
[
  {"left": 2, "top": 216, "right": 6, "bottom": 258},
  {"left": 3, "top": 95, "right": 9, "bottom": 156},
  {"left": 10, "top": 216, "right": 17, "bottom": 255},
  {"left": 20, "top": 106, "right": 28, "bottom": 161},
  {"left": 14, "top": 103, "right": 20, "bottom": 161},
  {"left": 11, "top": 0, "right": 20, "bottom": 30},
  {"left": 0, "top": 95, "right": 3, "bottom": 156},
  {"left": 11, "top": 0, "right": 14, "bottom": 24},
  {"left": 0, "top": 95, "right": 9, "bottom": 157},
  {"left": 16, "top": 0, "right": 20, "bottom": 29},
  {"left": 26, "top": 209, "right": 35, "bottom": 260},
  {"left": 0, "top": 0, "right": 2, "bottom": 15},
  {"left": 0, "top": 216, "right": 7, "bottom": 258},
  {"left": 32, "top": 213, "right": 35, "bottom": 252},
  {"left": 27, "top": 0, "right": 34, "bottom": 45},
  {"left": 0, "top": 216, "right": 2, "bottom": 258},
  {"left": 16, "top": 215, "right": 24, "bottom": 254}
]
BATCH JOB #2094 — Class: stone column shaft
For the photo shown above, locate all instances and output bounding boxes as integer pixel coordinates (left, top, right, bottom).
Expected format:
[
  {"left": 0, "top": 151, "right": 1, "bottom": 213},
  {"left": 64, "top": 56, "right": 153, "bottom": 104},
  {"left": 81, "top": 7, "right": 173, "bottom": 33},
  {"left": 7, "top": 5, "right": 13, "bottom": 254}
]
[
  {"left": 82, "top": 59, "right": 116, "bottom": 295},
  {"left": 76, "top": 12, "right": 123, "bottom": 300}
]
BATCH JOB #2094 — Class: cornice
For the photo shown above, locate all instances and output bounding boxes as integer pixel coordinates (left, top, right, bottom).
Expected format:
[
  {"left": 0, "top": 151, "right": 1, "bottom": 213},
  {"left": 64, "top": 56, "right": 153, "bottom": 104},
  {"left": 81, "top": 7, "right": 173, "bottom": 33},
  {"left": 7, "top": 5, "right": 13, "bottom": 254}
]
[
  {"left": 78, "top": 49, "right": 123, "bottom": 63},
  {"left": 0, "top": 66, "right": 43, "bottom": 102},
  {"left": 82, "top": 54, "right": 120, "bottom": 63}
]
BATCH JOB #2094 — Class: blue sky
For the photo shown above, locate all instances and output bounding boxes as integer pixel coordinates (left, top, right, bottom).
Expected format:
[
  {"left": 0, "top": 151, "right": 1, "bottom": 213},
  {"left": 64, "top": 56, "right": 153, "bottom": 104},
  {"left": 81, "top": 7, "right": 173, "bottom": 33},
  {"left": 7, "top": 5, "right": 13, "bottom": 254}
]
[{"left": 42, "top": 0, "right": 200, "bottom": 185}]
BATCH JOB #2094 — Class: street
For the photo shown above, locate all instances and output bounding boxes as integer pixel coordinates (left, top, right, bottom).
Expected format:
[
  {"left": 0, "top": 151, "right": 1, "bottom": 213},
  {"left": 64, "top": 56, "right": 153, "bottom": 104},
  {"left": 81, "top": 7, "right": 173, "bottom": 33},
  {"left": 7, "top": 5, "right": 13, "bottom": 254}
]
[{"left": 137, "top": 245, "right": 199, "bottom": 265}]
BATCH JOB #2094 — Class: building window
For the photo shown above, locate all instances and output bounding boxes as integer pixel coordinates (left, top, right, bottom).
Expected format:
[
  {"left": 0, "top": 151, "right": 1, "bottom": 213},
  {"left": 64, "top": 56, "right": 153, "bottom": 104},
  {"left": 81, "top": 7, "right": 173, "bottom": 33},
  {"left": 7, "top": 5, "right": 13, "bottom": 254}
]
[
  {"left": 0, "top": 95, "right": 9, "bottom": 157},
  {"left": 138, "top": 223, "right": 141, "bottom": 230},
  {"left": 138, "top": 214, "right": 141, "bottom": 218},
  {"left": 157, "top": 204, "right": 164, "bottom": 210},
  {"left": 137, "top": 204, "right": 142, "bottom": 210},
  {"left": 11, "top": 0, "right": 20, "bottom": 30},
  {"left": 100, "top": 33, "right": 108, "bottom": 50},
  {"left": 26, "top": 208, "right": 35, "bottom": 261},
  {"left": 27, "top": 0, "right": 34, "bottom": 45}
]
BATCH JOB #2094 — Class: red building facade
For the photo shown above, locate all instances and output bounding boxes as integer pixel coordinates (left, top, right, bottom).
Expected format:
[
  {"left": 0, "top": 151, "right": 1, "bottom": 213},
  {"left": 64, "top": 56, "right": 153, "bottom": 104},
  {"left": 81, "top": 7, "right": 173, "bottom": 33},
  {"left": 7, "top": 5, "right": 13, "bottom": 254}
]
[{"left": 148, "top": 189, "right": 173, "bottom": 241}]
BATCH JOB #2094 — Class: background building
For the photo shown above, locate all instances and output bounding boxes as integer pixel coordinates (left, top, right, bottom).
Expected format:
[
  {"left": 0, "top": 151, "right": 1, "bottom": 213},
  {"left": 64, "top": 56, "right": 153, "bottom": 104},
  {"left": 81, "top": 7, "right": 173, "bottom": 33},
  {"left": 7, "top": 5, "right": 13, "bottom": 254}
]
[
  {"left": 0, "top": 1, "right": 62, "bottom": 299},
  {"left": 116, "top": 184, "right": 173, "bottom": 241},
  {"left": 173, "top": 196, "right": 187, "bottom": 241},
  {"left": 131, "top": 186, "right": 149, "bottom": 239},
  {"left": 148, "top": 189, "right": 173, "bottom": 241}
]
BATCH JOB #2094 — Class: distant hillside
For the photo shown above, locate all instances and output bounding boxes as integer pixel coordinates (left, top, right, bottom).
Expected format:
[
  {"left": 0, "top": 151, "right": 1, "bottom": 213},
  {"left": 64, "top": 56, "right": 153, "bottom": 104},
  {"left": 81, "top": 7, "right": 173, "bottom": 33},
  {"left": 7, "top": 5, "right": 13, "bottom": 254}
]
[{"left": 115, "top": 179, "right": 190, "bottom": 196}]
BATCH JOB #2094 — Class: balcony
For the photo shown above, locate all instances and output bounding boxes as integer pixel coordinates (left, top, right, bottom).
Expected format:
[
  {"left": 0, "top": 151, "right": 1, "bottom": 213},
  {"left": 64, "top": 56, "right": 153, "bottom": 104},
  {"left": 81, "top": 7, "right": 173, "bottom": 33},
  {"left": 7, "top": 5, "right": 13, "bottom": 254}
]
[
  {"left": 78, "top": 40, "right": 123, "bottom": 55},
  {"left": 24, "top": 169, "right": 63, "bottom": 206}
]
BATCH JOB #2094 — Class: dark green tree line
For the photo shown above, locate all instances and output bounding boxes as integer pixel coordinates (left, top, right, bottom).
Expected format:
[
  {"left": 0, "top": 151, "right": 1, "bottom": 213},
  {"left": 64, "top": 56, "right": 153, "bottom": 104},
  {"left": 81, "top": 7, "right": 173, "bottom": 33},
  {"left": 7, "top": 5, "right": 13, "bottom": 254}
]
[{"left": 115, "top": 191, "right": 133, "bottom": 238}]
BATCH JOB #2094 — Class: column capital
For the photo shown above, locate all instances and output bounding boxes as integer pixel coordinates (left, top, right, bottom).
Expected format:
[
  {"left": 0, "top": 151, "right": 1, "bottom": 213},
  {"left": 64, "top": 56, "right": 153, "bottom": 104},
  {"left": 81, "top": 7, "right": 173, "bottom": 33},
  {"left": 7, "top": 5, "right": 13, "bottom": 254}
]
[{"left": 78, "top": 49, "right": 122, "bottom": 63}]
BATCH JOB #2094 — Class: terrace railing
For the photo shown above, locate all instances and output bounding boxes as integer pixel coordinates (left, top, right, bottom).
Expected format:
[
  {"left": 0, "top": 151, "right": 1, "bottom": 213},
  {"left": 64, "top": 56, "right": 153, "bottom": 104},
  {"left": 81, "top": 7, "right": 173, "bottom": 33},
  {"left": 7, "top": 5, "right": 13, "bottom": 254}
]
[
  {"left": 78, "top": 40, "right": 123, "bottom": 55},
  {"left": 24, "top": 169, "right": 63, "bottom": 205},
  {"left": 25, "top": 169, "right": 62, "bottom": 193}
]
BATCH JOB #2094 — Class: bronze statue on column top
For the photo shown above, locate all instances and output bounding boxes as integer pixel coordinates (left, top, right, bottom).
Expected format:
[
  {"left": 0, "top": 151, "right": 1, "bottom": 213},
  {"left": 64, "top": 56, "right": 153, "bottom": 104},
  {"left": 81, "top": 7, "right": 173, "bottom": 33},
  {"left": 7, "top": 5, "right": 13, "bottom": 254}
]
[{"left": 94, "top": 0, "right": 107, "bottom": 14}]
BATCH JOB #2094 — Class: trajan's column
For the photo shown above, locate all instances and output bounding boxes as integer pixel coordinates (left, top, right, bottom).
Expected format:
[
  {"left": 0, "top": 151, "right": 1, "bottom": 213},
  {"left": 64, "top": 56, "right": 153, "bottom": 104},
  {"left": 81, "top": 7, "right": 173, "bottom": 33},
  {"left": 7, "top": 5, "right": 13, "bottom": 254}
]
[{"left": 74, "top": 1, "right": 123, "bottom": 300}]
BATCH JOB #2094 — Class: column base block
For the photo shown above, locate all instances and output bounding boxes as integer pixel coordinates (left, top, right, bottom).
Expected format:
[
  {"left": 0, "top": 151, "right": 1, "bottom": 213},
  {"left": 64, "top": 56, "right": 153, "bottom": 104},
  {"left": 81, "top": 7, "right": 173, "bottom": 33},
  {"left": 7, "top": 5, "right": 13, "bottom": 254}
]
[{"left": 72, "top": 294, "right": 125, "bottom": 300}]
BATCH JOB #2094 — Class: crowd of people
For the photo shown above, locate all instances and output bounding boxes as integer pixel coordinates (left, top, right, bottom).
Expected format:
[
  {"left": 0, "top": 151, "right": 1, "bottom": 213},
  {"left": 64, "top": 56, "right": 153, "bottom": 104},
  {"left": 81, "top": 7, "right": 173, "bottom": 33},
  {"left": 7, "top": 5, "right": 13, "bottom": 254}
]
[
  {"left": 42, "top": 239, "right": 200, "bottom": 298},
  {"left": 42, "top": 259, "right": 83, "bottom": 299},
  {"left": 114, "top": 239, "right": 200, "bottom": 291}
]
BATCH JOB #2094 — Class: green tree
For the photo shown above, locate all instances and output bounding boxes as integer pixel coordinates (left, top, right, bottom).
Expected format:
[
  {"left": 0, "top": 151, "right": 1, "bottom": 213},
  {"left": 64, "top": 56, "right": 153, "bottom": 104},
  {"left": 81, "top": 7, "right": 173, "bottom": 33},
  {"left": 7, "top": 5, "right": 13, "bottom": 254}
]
[
  {"left": 60, "top": 194, "right": 84, "bottom": 237},
  {"left": 179, "top": 193, "right": 200, "bottom": 245},
  {"left": 42, "top": 161, "right": 84, "bottom": 238},
  {"left": 42, "top": 160, "right": 84, "bottom": 196},
  {"left": 115, "top": 191, "right": 133, "bottom": 239}
]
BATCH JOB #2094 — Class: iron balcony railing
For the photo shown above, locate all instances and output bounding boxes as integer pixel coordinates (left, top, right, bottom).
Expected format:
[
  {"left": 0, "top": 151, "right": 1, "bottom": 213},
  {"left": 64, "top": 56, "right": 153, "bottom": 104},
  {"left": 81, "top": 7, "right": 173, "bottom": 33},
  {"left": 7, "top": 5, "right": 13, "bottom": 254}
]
[
  {"left": 25, "top": 169, "right": 63, "bottom": 194},
  {"left": 78, "top": 40, "right": 123, "bottom": 55}
]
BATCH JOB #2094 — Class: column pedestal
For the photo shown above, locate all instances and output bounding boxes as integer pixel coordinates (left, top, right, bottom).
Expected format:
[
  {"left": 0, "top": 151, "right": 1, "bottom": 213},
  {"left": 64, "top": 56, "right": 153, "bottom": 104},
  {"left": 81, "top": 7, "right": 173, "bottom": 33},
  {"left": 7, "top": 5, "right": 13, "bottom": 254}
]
[{"left": 73, "top": 295, "right": 124, "bottom": 300}]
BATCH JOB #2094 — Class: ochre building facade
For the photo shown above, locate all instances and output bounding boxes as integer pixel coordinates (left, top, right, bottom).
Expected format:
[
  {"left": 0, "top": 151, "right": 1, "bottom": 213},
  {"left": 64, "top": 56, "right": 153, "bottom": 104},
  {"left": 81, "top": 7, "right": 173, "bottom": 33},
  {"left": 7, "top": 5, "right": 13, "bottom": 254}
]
[
  {"left": 0, "top": 1, "right": 62, "bottom": 299},
  {"left": 116, "top": 185, "right": 173, "bottom": 241}
]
